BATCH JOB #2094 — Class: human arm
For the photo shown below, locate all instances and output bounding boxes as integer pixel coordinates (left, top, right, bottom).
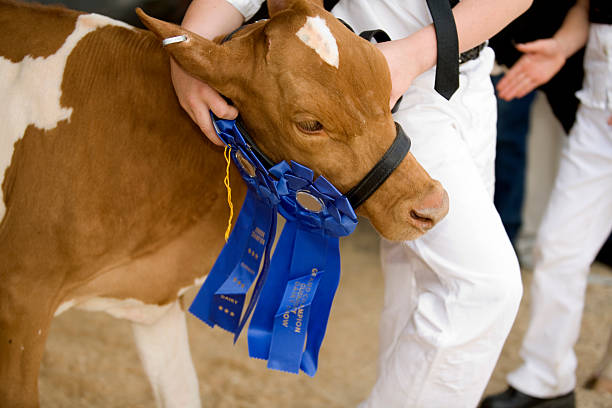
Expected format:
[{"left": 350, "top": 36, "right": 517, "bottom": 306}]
[
  {"left": 496, "top": 0, "right": 590, "bottom": 101},
  {"left": 377, "top": 0, "right": 534, "bottom": 107},
  {"left": 170, "top": 0, "right": 248, "bottom": 145}
]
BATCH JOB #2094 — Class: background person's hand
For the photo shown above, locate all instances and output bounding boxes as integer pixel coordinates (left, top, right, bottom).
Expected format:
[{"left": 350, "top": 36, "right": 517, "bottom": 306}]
[
  {"left": 496, "top": 39, "right": 566, "bottom": 101},
  {"left": 170, "top": 57, "right": 238, "bottom": 146}
]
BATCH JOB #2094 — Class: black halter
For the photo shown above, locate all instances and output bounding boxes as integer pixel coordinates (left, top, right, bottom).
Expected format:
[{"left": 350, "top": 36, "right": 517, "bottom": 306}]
[
  {"left": 219, "top": 22, "right": 411, "bottom": 210},
  {"left": 233, "top": 116, "right": 411, "bottom": 209}
]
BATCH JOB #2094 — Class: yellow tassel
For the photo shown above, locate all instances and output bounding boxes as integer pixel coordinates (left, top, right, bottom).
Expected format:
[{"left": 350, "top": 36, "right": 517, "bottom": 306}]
[{"left": 223, "top": 146, "right": 234, "bottom": 242}]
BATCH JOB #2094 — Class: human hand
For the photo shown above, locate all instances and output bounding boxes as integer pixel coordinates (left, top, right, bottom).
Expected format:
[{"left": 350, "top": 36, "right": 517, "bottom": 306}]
[
  {"left": 608, "top": 114, "right": 612, "bottom": 126},
  {"left": 170, "top": 59, "right": 238, "bottom": 145},
  {"left": 496, "top": 39, "right": 567, "bottom": 101},
  {"left": 374, "top": 25, "right": 439, "bottom": 109}
]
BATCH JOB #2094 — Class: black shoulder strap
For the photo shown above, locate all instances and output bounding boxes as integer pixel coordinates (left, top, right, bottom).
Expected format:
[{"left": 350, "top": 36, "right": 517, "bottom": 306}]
[{"left": 426, "top": 0, "right": 459, "bottom": 99}]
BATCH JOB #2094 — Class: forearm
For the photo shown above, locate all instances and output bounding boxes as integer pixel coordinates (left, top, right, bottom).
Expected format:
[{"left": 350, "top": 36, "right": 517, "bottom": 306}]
[
  {"left": 553, "top": 0, "right": 589, "bottom": 59},
  {"left": 180, "top": 0, "right": 246, "bottom": 40}
]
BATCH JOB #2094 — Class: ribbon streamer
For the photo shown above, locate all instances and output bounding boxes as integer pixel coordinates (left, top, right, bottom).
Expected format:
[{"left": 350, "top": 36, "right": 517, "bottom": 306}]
[
  {"left": 189, "top": 118, "right": 279, "bottom": 336},
  {"left": 248, "top": 161, "right": 357, "bottom": 374}
]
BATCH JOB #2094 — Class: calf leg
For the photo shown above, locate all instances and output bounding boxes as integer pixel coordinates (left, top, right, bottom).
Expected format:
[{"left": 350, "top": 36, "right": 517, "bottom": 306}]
[
  {"left": 131, "top": 300, "right": 201, "bottom": 408},
  {"left": 0, "top": 283, "right": 55, "bottom": 408}
]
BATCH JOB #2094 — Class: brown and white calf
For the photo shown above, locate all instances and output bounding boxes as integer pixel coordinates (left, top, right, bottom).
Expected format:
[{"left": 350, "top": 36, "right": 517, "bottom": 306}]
[{"left": 0, "top": 0, "right": 448, "bottom": 406}]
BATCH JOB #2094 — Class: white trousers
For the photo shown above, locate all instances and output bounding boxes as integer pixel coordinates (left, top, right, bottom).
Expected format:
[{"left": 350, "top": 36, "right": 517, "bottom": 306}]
[
  {"left": 507, "top": 98, "right": 612, "bottom": 400},
  {"left": 359, "top": 48, "right": 523, "bottom": 408},
  {"left": 507, "top": 24, "right": 612, "bottom": 399}
]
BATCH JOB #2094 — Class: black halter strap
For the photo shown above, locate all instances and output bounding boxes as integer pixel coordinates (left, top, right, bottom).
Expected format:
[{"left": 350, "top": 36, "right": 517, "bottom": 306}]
[
  {"left": 229, "top": 117, "right": 410, "bottom": 210},
  {"left": 345, "top": 123, "right": 411, "bottom": 209}
]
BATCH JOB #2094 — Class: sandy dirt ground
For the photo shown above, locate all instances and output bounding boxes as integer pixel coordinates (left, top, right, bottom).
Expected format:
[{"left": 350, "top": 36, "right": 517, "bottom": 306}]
[{"left": 39, "top": 221, "right": 612, "bottom": 407}]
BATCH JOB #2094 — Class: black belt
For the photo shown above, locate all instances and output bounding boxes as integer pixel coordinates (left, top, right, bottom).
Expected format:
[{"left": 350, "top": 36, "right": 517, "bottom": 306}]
[{"left": 459, "top": 42, "right": 486, "bottom": 64}]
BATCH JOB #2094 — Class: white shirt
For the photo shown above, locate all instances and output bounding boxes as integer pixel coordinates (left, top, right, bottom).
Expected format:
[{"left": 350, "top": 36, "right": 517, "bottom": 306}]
[
  {"left": 576, "top": 24, "right": 612, "bottom": 110},
  {"left": 226, "top": 0, "right": 434, "bottom": 40}
]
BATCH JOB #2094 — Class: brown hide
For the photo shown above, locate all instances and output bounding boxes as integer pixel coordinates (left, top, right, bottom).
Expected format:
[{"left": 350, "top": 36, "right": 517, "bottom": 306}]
[
  {"left": 0, "top": 0, "right": 81, "bottom": 62},
  {"left": 0, "top": 0, "right": 447, "bottom": 406}
]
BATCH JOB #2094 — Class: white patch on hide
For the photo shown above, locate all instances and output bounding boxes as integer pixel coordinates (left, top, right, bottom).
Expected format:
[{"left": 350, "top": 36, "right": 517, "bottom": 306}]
[
  {"left": 54, "top": 299, "right": 77, "bottom": 316},
  {"left": 296, "top": 15, "right": 339, "bottom": 68},
  {"left": 55, "top": 297, "right": 172, "bottom": 325},
  {"left": 0, "top": 13, "right": 132, "bottom": 222},
  {"left": 54, "top": 275, "right": 207, "bottom": 324},
  {"left": 178, "top": 275, "right": 206, "bottom": 298}
]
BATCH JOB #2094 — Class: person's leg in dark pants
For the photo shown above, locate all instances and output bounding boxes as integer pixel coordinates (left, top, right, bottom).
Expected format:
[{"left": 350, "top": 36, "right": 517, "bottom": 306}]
[{"left": 491, "top": 74, "right": 536, "bottom": 245}]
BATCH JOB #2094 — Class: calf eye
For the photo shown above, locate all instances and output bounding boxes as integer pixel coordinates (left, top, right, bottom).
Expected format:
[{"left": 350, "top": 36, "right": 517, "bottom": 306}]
[{"left": 297, "top": 120, "right": 323, "bottom": 133}]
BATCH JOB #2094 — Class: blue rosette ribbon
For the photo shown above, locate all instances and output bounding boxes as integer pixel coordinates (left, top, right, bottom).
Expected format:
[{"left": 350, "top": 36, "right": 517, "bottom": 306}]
[
  {"left": 248, "top": 161, "right": 357, "bottom": 375},
  {"left": 189, "top": 114, "right": 358, "bottom": 376}
]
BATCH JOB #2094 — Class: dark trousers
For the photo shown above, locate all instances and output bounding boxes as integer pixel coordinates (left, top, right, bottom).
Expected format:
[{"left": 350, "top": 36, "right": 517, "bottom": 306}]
[{"left": 491, "top": 74, "right": 536, "bottom": 245}]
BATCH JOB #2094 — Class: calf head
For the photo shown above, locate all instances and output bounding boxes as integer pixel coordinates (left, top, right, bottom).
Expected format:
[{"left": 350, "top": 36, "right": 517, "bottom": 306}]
[{"left": 137, "top": 0, "right": 448, "bottom": 241}]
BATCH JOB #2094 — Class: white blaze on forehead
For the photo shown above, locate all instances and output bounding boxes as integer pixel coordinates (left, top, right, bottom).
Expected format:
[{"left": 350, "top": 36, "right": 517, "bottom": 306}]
[
  {"left": 0, "top": 13, "right": 132, "bottom": 222},
  {"left": 296, "top": 15, "right": 339, "bottom": 68}
]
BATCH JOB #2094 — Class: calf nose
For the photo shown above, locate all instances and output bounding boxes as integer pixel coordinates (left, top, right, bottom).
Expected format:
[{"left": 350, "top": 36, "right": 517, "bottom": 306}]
[{"left": 408, "top": 183, "right": 449, "bottom": 231}]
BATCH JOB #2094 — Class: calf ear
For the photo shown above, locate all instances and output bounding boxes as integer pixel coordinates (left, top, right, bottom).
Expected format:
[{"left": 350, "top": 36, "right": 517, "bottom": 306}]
[
  {"left": 267, "top": 0, "right": 324, "bottom": 17},
  {"left": 136, "top": 9, "right": 239, "bottom": 91}
]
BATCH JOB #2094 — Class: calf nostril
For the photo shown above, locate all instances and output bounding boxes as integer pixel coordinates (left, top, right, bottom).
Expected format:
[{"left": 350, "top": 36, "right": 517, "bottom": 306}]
[
  {"left": 410, "top": 209, "right": 432, "bottom": 223},
  {"left": 410, "top": 209, "right": 435, "bottom": 229}
]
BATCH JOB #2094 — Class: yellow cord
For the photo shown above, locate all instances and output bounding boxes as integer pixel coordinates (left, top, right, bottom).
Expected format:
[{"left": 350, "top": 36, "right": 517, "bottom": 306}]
[{"left": 223, "top": 146, "right": 234, "bottom": 242}]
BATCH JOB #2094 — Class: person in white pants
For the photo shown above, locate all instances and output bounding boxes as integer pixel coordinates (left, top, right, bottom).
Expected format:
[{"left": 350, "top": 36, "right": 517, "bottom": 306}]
[
  {"left": 332, "top": 2, "right": 523, "bottom": 406},
  {"left": 170, "top": 0, "right": 531, "bottom": 406},
  {"left": 481, "top": 0, "right": 612, "bottom": 407}
]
